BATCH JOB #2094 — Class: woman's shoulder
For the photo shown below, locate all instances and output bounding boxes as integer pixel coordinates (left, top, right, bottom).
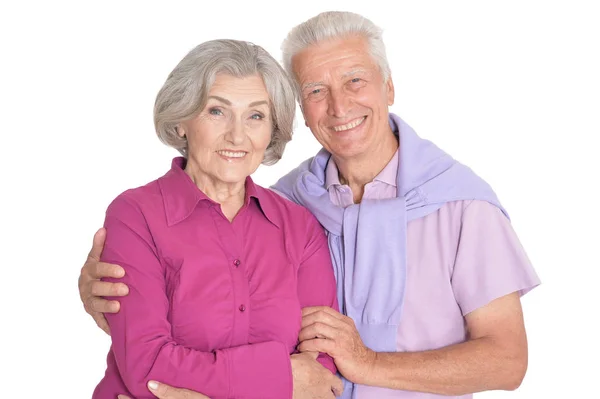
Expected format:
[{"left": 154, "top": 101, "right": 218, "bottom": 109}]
[
  {"left": 114, "top": 178, "right": 162, "bottom": 204},
  {"left": 105, "top": 177, "right": 164, "bottom": 220}
]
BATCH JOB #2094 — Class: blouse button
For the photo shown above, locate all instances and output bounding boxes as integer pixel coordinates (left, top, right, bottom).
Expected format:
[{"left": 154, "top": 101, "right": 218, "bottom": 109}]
[
  {"left": 233, "top": 259, "right": 241, "bottom": 267},
  {"left": 239, "top": 304, "right": 246, "bottom": 312}
]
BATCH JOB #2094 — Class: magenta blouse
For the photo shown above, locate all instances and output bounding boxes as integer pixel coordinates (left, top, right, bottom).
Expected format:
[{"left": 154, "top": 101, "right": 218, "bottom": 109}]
[{"left": 93, "top": 157, "right": 338, "bottom": 399}]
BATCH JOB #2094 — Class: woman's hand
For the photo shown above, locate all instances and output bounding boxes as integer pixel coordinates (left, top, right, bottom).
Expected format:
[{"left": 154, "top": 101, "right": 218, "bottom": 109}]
[{"left": 117, "top": 380, "right": 211, "bottom": 399}]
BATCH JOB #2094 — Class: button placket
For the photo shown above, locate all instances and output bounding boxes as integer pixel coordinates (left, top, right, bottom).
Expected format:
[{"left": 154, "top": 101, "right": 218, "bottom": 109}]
[{"left": 211, "top": 205, "right": 250, "bottom": 346}]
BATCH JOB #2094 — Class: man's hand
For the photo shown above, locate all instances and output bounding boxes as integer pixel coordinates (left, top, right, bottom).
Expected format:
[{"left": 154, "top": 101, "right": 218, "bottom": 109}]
[
  {"left": 291, "top": 351, "right": 343, "bottom": 399},
  {"left": 298, "top": 306, "right": 376, "bottom": 385},
  {"left": 117, "top": 381, "right": 210, "bottom": 399},
  {"left": 78, "top": 227, "right": 129, "bottom": 334}
]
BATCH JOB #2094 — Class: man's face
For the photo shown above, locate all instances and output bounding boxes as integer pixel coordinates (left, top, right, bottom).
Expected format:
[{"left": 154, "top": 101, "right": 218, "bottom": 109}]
[{"left": 292, "top": 36, "right": 394, "bottom": 161}]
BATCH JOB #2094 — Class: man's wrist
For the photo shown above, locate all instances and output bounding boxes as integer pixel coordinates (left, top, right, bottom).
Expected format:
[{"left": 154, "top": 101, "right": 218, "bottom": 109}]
[{"left": 356, "top": 349, "right": 380, "bottom": 385}]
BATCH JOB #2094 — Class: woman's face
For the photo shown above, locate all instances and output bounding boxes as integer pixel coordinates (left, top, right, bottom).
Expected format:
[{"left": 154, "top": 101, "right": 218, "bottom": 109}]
[{"left": 178, "top": 73, "right": 272, "bottom": 186}]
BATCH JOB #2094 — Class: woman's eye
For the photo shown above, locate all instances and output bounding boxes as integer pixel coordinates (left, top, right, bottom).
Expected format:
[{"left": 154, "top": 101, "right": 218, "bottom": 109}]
[
  {"left": 209, "top": 108, "right": 223, "bottom": 116},
  {"left": 250, "top": 113, "right": 263, "bottom": 120}
]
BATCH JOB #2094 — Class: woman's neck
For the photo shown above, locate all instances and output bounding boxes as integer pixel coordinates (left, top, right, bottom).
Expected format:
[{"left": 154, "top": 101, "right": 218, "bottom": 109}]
[{"left": 184, "top": 162, "right": 246, "bottom": 222}]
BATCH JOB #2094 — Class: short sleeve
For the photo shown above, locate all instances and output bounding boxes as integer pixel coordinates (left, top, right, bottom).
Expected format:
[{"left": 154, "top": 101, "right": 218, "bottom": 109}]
[{"left": 452, "top": 200, "right": 541, "bottom": 315}]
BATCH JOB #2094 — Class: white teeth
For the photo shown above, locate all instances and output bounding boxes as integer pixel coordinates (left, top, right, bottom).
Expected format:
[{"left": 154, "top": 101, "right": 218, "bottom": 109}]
[
  {"left": 217, "top": 150, "right": 246, "bottom": 158},
  {"left": 332, "top": 117, "right": 365, "bottom": 132}
]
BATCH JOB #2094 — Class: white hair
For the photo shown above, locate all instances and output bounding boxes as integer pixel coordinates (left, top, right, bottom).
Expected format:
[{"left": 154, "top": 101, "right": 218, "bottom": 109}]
[
  {"left": 281, "top": 11, "right": 391, "bottom": 96},
  {"left": 154, "top": 39, "right": 296, "bottom": 165}
]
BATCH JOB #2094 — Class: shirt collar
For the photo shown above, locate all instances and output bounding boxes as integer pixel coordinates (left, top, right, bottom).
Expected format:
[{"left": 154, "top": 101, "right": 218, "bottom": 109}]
[
  {"left": 324, "top": 149, "right": 399, "bottom": 190},
  {"left": 158, "top": 157, "right": 280, "bottom": 228}
]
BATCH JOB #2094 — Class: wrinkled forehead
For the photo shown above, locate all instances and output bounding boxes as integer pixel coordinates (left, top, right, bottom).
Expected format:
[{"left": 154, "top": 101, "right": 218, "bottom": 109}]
[
  {"left": 206, "top": 73, "right": 271, "bottom": 105},
  {"left": 292, "top": 38, "right": 379, "bottom": 82}
]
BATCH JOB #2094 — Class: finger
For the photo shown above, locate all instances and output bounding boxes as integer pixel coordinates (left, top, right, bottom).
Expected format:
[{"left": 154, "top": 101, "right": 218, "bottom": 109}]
[
  {"left": 148, "top": 380, "right": 210, "bottom": 399},
  {"left": 87, "top": 296, "right": 121, "bottom": 313},
  {"left": 148, "top": 380, "right": 174, "bottom": 398},
  {"left": 305, "top": 350, "right": 319, "bottom": 360},
  {"left": 88, "top": 228, "right": 106, "bottom": 261},
  {"left": 89, "top": 261, "right": 126, "bottom": 279},
  {"left": 301, "top": 311, "right": 344, "bottom": 329},
  {"left": 91, "top": 280, "right": 129, "bottom": 297},
  {"left": 303, "top": 307, "right": 356, "bottom": 331},
  {"left": 301, "top": 306, "right": 330, "bottom": 317},
  {"left": 118, "top": 395, "right": 131, "bottom": 399},
  {"left": 299, "top": 322, "right": 338, "bottom": 342},
  {"left": 93, "top": 313, "right": 111, "bottom": 335},
  {"left": 330, "top": 375, "right": 344, "bottom": 397},
  {"left": 298, "top": 338, "right": 336, "bottom": 356},
  {"left": 302, "top": 306, "right": 344, "bottom": 319}
]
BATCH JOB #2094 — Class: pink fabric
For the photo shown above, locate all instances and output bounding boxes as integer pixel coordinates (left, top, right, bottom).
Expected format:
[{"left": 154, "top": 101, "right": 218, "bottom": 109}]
[
  {"left": 93, "top": 157, "right": 338, "bottom": 399},
  {"left": 326, "top": 151, "right": 540, "bottom": 399}
]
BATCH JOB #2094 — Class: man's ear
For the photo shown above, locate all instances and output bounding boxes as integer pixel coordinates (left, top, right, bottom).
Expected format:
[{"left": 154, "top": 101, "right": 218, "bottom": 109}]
[{"left": 386, "top": 75, "right": 395, "bottom": 106}]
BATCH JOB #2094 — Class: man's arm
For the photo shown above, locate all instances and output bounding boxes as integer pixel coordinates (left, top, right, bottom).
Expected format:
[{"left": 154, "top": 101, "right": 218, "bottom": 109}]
[
  {"left": 78, "top": 228, "right": 128, "bottom": 334},
  {"left": 299, "top": 292, "right": 527, "bottom": 395},
  {"left": 370, "top": 292, "right": 527, "bottom": 394}
]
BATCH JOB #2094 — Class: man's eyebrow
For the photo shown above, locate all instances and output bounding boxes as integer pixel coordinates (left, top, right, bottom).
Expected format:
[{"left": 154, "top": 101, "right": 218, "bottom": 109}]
[
  {"left": 300, "top": 69, "right": 368, "bottom": 91},
  {"left": 301, "top": 82, "right": 325, "bottom": 91},
  {"left": 342, "top": 68, "right": 367, "bottom": 79}
]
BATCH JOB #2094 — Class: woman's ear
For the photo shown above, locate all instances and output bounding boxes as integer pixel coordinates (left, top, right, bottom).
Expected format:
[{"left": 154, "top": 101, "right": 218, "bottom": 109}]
[{"left": 176, "top": 124, "right": 186, "bottom": 138}]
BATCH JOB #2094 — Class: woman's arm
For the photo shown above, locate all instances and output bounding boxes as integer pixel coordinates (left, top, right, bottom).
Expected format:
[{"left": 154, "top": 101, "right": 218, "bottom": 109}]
[
  {"left": 102, "top": 194, "right": 293, "bottom": 399},
  {"left": 295, "top": 211, "right": 339, "bottom": 374}
]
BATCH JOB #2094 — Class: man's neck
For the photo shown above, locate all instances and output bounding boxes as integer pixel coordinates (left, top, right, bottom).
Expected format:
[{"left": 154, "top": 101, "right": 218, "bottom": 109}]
[{"left": 335, "top": 130, "right": 398, "bottom": 203}]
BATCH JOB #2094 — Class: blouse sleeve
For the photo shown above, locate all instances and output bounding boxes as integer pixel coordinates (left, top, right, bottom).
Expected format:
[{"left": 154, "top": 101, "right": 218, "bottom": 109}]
[{"left": 296, "top": 210, "right": 339, "bottom": 374}]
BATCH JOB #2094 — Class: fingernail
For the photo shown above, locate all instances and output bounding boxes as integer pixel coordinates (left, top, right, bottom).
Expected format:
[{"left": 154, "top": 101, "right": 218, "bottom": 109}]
[
  {"left": 118, "top": 285, "right": 129, "bottom": 295},
  {"left": 148, "top": 381, "right": 158, "bottom": 390}
]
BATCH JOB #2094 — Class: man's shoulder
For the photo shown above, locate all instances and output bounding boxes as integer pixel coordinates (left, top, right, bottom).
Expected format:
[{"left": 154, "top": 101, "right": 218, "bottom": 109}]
[
  {"left": 270, "top": 155, "right": 317, "bottom": 193},
  {"left": 420, "top": 200, "right": 507, "bottom": 226}
]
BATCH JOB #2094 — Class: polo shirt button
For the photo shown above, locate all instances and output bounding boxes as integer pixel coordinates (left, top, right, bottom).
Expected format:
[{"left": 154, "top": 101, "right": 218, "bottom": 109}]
[
  {"left": 233, "top": 259, "right": 241, "bottom": 267},
  {"left": 239, "top": 304, "right": 246, "bottom": 312}
]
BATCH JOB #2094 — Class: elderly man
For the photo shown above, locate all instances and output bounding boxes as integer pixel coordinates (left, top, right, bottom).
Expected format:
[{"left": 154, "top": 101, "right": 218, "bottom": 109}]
[{"left": 79, "top": 11, "right": 540, "bottom": 399}]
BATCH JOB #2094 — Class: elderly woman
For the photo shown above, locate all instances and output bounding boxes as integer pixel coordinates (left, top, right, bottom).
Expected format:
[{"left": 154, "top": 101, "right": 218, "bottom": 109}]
[{"left": 92, "top": 39, "right": 341, "bottom": 399}]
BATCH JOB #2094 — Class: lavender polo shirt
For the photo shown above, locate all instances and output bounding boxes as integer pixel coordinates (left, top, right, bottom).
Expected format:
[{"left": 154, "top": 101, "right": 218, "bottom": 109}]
[{"left": 325, "top": 150, "right": 540, "bottom": 399}]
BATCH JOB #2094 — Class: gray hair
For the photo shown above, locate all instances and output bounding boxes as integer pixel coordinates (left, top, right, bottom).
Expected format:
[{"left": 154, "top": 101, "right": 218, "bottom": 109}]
[
  {"left": 281, "top": 11, "right": 391, "bottom": 97},
  {"left": 154, "top": 39, "right": 295, "bottom": 165}
]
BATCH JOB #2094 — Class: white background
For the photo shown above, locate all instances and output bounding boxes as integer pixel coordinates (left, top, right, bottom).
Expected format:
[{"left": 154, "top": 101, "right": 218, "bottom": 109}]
[{"left": 1, "top": 1, "right": 599, "bottom": 397}]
